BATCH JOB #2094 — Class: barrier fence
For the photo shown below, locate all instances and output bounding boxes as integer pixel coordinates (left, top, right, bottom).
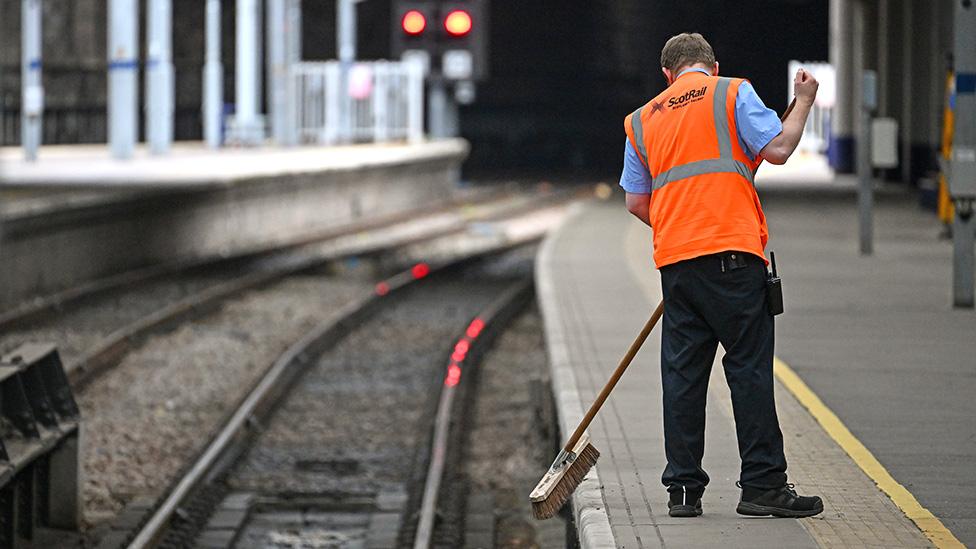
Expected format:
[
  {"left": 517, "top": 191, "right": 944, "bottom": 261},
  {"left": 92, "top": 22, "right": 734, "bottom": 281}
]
[{"left": 291, "top": 60, "right": 425, "bottom": 146}]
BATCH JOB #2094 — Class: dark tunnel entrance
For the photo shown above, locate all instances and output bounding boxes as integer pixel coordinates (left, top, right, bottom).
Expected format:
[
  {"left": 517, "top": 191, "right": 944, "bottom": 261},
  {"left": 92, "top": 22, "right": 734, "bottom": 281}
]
[{"left": 460, "top": 0, "right": 828, "bottom": 179}]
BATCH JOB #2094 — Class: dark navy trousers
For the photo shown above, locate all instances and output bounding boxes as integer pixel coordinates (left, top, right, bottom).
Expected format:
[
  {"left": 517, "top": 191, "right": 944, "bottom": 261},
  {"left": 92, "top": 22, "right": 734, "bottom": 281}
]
[{"left": 658, "top": 251, "right": 787, "bottom": 495}]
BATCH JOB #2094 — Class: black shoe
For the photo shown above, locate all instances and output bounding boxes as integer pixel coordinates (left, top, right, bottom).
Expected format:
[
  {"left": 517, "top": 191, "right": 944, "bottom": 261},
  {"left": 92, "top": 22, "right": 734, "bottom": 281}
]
[
  {"left": 736, "top": 482, "right": 824, "bottom": 518},
  {"left": 667, "top": 487, "right": 703, "bottom": 517}
]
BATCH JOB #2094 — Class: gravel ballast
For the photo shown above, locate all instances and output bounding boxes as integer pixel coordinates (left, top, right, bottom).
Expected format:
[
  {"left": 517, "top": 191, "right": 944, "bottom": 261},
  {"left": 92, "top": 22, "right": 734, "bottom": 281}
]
[{"left": 78, "top": 274, "right": 368, "bottom": 524}]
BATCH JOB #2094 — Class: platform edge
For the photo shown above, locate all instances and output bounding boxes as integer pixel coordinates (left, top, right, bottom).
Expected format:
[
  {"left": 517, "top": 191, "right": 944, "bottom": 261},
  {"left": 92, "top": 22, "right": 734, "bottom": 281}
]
[{"left": 535, "top": 200, "right": 617, "bottom": 549}]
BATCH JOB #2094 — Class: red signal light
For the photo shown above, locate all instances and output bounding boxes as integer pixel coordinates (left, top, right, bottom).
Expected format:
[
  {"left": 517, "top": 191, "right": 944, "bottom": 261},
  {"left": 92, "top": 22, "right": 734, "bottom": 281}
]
[
  {"left": 402, "top": 10, "right": 427, "bottom": 35},
  {"left": 466, "top": 318, "right": 485, "bottom": 339},
  {"left": 445, "top": 363, "right": 462, "bottom": 387},
  {"left": 411, "top": 262, "right": 430, "bottom": 279},
  {"left": 452, "top": 338, "right": 470, "bottom": 362},
  {"left": 444, "top": 10, "right": 472, "bottom": 37}
]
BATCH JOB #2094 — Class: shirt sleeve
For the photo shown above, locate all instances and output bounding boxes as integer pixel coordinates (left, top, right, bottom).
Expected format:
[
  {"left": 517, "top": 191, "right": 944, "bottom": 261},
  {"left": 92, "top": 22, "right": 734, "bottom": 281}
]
[
  {"left": 619, "top": 140, "right": 653, "bottom": 194},
  {"left": 734, "top": 81, "right": 783, "bottom": 159}
]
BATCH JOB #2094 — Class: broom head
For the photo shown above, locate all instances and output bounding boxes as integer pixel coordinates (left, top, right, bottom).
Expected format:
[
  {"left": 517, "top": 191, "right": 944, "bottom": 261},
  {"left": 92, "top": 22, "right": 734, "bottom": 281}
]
[{"left": 530, "top": 433, "right": 600, "bottom": 520}]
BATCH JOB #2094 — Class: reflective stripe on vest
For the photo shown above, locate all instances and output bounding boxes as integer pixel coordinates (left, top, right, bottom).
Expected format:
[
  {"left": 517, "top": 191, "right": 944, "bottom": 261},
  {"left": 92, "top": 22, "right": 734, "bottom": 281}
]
[
  {"left": 630, "top": 105, "right": 648, "bottom": 167},
  {"left": 639, "top": 77, "right": 755, "bottom": 192}
]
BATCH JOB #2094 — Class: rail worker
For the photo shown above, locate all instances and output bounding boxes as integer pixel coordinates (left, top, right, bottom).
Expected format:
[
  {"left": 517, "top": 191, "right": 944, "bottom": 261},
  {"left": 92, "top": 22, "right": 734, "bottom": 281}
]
[{"left": 620, "top": 33, "right": 824, "bottom": 519}]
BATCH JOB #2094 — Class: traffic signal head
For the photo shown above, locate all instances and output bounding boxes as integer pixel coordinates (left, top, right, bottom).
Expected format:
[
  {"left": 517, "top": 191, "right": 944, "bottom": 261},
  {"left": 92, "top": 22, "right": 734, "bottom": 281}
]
[
  {"left": 392, "top": 2, "right": 437, "bottom": 58},
  {"left": 436, "top": 1, "right": 488, "bottom": 81},
  {"left": 392, "top": 0, "right": 489, "bottom": 81}
]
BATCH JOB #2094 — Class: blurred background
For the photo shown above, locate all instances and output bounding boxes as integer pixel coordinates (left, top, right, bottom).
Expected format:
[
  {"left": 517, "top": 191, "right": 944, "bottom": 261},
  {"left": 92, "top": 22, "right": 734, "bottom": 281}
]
[{"left": 2, "top": 0, "right": 831, "bottom": 175}]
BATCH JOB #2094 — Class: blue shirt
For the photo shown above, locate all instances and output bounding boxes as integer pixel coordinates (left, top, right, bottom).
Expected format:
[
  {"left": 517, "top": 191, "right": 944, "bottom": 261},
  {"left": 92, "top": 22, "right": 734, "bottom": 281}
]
[{"left": 619, "top": 68, "right": 782, "bottom": 194}]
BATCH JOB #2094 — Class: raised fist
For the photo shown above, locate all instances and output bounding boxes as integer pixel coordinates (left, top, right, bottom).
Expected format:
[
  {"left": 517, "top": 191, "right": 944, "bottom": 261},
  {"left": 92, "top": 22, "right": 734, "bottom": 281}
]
[{"left": 794, "top": 68, "right": 819, "bottom": 105}]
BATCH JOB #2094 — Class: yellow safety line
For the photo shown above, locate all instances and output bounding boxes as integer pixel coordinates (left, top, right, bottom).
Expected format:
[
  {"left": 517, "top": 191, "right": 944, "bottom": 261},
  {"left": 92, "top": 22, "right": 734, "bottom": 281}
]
[{"left": 773, "top": 357, "right": 965, "bottom": 549}]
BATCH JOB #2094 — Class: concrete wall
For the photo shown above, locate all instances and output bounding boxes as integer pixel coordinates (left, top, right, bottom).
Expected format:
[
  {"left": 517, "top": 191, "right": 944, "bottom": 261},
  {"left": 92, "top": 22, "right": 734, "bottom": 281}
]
[{"left": 0, "top": 140, "right": 466, "bottom": 308}]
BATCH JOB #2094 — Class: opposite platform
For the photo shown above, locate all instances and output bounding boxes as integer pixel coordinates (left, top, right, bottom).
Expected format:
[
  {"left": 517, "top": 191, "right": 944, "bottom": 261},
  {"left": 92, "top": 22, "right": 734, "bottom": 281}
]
[
  {"left": 0, "top": 140, "right": 466, "bottom": 190},
  {"left": 536, "top": 197, "right": 936, "bottom": 548},
  {"left": 0, "top": 140, "right": 467, "bottom": 308}
]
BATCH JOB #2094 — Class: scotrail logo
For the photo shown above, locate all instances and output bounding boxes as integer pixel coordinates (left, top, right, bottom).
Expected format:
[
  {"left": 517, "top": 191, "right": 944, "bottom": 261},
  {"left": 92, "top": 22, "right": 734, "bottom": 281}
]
[{"left": 667, "top": 86, "right": 708, "bottom": 108}]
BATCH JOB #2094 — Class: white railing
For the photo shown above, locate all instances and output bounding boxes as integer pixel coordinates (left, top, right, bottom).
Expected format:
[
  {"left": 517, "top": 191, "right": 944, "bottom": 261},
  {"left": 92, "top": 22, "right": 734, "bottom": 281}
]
[
  {"left": 291, "top": 59, "right": 425, "bottom": 145},
  {"left": 788, "top": 60, "right": 835, "bottom": 153}
]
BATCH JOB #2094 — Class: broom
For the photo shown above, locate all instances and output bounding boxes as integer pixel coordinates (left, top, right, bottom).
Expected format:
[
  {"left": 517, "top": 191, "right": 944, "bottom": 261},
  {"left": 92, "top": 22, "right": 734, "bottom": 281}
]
[{"left": 530, "top": 299, "right": 665, "bottom": 519}]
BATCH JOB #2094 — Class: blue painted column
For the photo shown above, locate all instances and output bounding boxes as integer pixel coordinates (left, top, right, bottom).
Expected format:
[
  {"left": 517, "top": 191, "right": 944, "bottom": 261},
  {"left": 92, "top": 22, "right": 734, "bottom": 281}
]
[
  {"left": 108, "top": 0, "right": 139, "bottom": 159},
  {"left": 146, "top": 0, "right": 173, "bottom": 154},
  {"left": 21, "top": 0, "right": 43, "bottom": 161},
  {"left": 203, "top": 0, "right": 223, "bottom": 148}
]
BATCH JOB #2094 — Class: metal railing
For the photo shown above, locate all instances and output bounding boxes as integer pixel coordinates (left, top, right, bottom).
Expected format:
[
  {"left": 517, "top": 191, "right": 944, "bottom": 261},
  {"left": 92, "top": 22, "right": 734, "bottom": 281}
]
[
  {"left": 788, "top": 60, "right": 834, "bottom": 153},
  {"left": 291, "top": 60, "right": 425, "bottom": 145}
]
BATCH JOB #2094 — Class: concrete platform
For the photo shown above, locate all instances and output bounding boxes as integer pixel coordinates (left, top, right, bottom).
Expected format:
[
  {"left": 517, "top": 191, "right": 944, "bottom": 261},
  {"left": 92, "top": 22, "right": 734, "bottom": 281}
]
[
  {"left": 0, "top": 140, "right": 467, "bottom": 308},
  {"left": 535, "top": 188, "right": 967, "bottom": 548},
  {"left": 0, "top": 141, "right": 465, "bottom": 190}
]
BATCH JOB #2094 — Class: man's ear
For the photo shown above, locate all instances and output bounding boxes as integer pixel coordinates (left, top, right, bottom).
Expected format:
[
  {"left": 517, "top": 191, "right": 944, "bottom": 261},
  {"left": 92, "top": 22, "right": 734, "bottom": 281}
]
[
  {"left": 662, "top": 67, "right": 674, "bottom": 85},
  {"left": 711, "top": 62, "right": 720, "bottom": 76}
]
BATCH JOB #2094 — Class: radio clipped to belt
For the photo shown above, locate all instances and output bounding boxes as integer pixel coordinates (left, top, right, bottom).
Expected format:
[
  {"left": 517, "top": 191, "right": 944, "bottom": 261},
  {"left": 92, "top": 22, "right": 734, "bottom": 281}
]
[{"left": 766, "top": 251, "right": 784, "bottom": 316}]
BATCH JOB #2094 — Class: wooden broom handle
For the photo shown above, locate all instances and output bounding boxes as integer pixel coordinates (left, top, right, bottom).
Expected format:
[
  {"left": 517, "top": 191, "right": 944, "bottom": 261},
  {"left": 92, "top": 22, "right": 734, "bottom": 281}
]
[
  {"left": 563, "top": 300, "right": 665, "bottom": 453},
  {"left": 781, "top": 97, "right": 797, "bottom": 122}
]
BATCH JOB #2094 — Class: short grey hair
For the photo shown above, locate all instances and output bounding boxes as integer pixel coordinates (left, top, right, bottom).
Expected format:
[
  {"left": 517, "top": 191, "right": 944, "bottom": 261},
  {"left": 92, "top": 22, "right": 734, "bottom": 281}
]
[{"left": 660, "top": 33, "right": 716, "bottom": 74}]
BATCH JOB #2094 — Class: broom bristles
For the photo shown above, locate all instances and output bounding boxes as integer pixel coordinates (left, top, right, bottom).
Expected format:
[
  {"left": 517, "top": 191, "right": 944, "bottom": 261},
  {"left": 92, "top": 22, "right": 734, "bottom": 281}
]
[{"left": 531, "top": 443, "right": 600, "bottom": 520}]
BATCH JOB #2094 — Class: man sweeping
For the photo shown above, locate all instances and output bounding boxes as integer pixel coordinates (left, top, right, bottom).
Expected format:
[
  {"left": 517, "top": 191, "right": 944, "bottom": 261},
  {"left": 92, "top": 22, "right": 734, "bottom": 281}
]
[{"left": 620, "top": 33, "right": 823, "bottom": 518}]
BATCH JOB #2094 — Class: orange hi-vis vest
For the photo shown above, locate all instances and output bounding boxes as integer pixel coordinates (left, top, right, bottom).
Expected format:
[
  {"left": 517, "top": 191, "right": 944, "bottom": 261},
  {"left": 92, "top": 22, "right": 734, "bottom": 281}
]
[{"left": 624, "top": 71, "right": 769, "bottom": 268}]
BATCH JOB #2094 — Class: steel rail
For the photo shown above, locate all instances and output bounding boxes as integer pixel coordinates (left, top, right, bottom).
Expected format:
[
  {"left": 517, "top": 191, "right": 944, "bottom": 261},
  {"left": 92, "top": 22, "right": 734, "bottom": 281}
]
[
  {"left": 412, "top": 278, "right": 535, "bottom": 549},
  {"left": 126, "top": 236, "right": 544, "bottom": 549}
]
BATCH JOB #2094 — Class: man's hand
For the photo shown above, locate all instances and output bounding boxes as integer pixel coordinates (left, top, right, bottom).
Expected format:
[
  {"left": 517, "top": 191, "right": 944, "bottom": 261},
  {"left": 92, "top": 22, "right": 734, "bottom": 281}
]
[
  {"left": 759, "top": 68, "right": 819, "bottom": 165},
  {"left": 793, "top": 69, "right": 819, "bottom": 106}
]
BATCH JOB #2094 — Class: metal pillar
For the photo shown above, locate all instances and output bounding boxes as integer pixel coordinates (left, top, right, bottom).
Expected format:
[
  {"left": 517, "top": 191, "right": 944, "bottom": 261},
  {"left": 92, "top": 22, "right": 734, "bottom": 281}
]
[
  {"left": 858, "top": 70, "right": 877, "bottom": 256},
  {"left": 232, "top": 0, "right": 264, "bottom": 145},
  {"left": 108, "top": 0, "right": 139, "bottom": 159},
  {"left": 287, "top": 0, "right": 302, "bottom": 64},
  {"left": 829, "top": 0, "right": 855, "bottom": 172},
  {"left": 203, "top": 0, "right": 223, "bottom": 148},
  {"left": 337, "top": 0, "right": 356, "bottom": 143},
  {"left": 21, "top": 0, "right": 43, "bottom": 161},
  {"left": 900, "top": 0, "right": 913, "bottom": 184},
  {"left": 950, "top": 0, "right": 976, "bottom": 308},
  {"left": 876, "top": 0, "right": 889, "bottom": 116},
  {"left": 267, "top": 0, "right": 299, "bottom": 146},
  {"left": 267, "top": 0, "right": 285, "bottom": 145},
  {"left": 285, "top": 0, "right": 302, "bottom": 145},
  {"left": 851, "top": 0, "right": 866, "bottom": 155},
  {"left": 146, "top": 0, "right": 173, "bottom": 154},
  {"left": 952, "top": 205, "right": 974, "bottom": 308},
  {"left": 428, "top": 79, "right": 458, "bottom": 139}
]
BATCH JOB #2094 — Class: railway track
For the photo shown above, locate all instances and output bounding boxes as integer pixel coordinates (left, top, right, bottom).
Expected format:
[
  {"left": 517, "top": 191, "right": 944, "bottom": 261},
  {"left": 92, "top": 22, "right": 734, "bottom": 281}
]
[
  {"left": 105, "top": 241, "right": 542, "bottom": 548},
  {"left": 0, "top": 185, "right": 575, "bottom": 390},
  {"left": 0, "top": 185, "right": 581, "bottom": 547}
]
